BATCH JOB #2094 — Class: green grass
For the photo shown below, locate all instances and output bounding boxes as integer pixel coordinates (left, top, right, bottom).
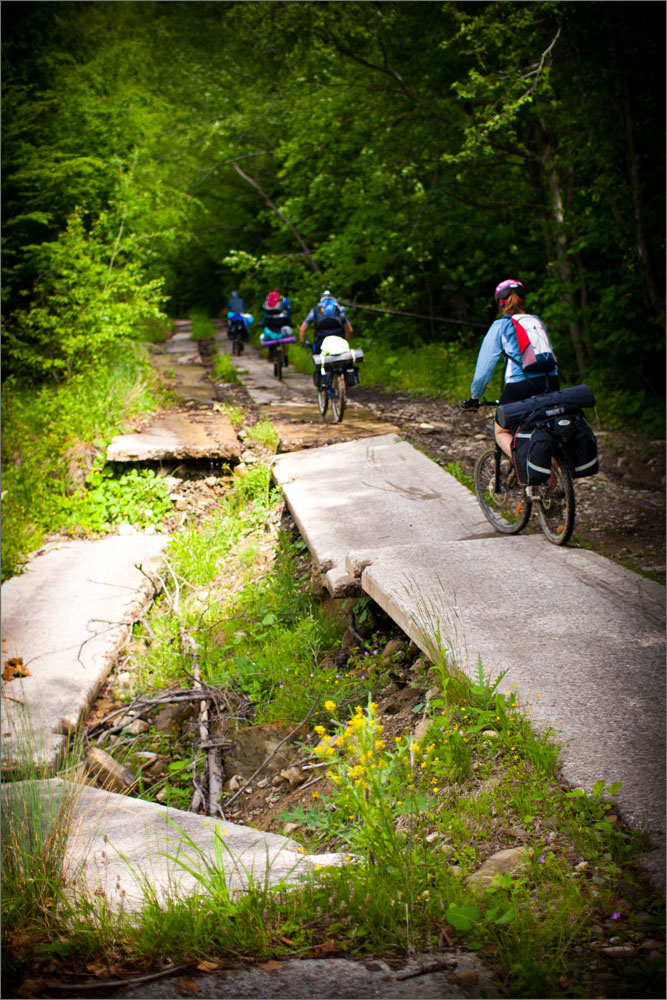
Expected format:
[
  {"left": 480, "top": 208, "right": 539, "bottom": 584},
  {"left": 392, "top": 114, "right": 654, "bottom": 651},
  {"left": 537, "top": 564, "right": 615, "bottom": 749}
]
[
  {"left": 187, "top": 310, "right": 217, "bottom": 340},
  {"left": 1, "top": 340, "right": 167, "bottom": 580},
  {"left": 213, "top": 350, "right": 241, "bottom": 383}
]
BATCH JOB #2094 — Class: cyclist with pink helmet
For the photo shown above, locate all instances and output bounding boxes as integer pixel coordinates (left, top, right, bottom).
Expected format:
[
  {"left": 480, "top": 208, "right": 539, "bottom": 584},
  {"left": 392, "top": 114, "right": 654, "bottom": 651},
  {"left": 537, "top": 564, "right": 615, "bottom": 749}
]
[{"left": 462, "top": 279, "right": 559, "bottom": 459}]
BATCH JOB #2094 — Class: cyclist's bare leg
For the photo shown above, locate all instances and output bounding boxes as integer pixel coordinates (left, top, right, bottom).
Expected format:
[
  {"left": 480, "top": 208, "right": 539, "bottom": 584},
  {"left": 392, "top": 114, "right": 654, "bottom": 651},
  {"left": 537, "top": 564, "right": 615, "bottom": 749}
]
[{"left": 494, "top": 421, "right": 513, "bottom": 458}]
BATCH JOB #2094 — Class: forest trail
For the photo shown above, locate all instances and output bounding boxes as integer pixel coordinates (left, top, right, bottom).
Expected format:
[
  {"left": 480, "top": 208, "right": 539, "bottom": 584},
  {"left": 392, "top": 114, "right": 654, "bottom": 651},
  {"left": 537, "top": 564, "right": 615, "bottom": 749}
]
[{"left": 1, "top": 321, "right": 664, "bottom": 934}]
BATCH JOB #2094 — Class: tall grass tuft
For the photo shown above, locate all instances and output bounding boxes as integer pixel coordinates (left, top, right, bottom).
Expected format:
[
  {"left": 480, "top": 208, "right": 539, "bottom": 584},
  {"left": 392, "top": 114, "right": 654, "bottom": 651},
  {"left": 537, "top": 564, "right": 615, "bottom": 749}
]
[{"left": 1, "top": 717, "right": 85, "bottom": 945}]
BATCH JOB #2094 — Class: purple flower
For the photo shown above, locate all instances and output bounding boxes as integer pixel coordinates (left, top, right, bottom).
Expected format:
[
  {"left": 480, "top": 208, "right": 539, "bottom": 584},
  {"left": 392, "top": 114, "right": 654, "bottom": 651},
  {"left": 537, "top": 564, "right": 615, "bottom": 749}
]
[
  {"left": 612, "top": 911, "right": 621, "bottom": 920},
  {"left": 538, "top": 855, "right": 545, "bottom": 863}
]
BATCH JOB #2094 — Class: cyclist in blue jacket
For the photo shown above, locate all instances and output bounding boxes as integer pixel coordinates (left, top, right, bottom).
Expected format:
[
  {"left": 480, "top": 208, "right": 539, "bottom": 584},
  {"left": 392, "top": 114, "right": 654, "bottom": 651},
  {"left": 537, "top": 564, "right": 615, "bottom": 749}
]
[{"left": 462, "top": 279, "right": 559, "bottom": 458}]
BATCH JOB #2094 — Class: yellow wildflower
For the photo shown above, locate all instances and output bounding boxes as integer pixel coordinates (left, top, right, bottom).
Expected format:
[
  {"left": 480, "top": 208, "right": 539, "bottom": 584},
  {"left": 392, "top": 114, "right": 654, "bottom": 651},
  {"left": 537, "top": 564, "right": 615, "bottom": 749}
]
[
  {"left": 324, "top": 700, "right": 337, "bottom": 712},
  {"left": 314, "top": 725, "right": 326, "bottom": 736}
]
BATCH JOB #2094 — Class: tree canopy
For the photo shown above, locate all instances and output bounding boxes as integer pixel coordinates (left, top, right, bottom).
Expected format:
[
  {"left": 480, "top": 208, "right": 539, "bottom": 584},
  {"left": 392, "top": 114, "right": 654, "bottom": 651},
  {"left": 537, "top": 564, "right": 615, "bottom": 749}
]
[{"left": 2, "top": 1, "right": 664, "bottom": 419}]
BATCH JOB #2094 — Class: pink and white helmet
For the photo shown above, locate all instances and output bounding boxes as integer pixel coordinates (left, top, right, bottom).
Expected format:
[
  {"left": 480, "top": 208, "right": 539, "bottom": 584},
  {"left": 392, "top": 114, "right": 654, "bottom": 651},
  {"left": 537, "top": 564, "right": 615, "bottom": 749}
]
[{"left": 494, "top": 279, "right": 525, "bottom": 302}]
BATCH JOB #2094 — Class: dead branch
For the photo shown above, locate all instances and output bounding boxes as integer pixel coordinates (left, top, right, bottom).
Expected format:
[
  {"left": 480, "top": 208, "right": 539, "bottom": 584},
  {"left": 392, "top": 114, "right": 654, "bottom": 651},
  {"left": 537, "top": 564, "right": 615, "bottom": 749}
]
[
  {"left": 46, "top": 963, "right": 191, "bottom": 990},
  {"left": 231, "top": 161, "right": 321, "bottom": 273}
]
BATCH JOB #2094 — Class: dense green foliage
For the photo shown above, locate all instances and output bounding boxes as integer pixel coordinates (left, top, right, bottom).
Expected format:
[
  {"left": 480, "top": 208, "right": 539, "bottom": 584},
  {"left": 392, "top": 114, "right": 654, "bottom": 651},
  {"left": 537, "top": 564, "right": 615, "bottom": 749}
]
[
  {"left": 2, "top": 1, "right": 664, "bottom": 431},
  {"left": 0, "top": 343, "right": 166, "bottom": 579}
]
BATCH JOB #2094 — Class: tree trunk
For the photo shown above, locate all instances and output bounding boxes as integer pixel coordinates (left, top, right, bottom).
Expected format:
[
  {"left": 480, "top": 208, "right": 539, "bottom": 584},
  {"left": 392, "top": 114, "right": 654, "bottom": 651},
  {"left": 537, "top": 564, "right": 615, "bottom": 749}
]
[
  {"left": 545, "top": 157, "right": 586, "bottom": 374},
  {"left": 614, "top": 63, "right": 664, "bottom": 325}
]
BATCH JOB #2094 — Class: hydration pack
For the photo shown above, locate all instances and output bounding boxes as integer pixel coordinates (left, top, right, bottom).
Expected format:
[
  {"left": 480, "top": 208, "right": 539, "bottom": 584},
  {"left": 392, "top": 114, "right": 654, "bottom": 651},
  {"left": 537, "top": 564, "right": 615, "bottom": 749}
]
[
  {"left": 314, "top": 296, "right": 344, "bottom": 333},
  {"left": 510, "top": 314, "right": 557, "bottom": 375}
]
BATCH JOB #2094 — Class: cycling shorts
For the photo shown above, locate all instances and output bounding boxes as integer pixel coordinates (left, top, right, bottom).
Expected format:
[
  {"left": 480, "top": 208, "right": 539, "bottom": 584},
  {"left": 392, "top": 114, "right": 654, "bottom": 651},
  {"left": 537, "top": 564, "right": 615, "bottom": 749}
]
[{"left": 499, "top": 375, "right": 560, "bottom": 406}]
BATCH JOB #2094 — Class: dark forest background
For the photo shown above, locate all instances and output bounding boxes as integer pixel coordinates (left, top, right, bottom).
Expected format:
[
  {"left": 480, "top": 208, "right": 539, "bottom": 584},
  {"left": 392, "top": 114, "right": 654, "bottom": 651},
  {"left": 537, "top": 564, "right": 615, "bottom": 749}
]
[{"left": 2, "top": 1, "right": 665, "bottom": 426}]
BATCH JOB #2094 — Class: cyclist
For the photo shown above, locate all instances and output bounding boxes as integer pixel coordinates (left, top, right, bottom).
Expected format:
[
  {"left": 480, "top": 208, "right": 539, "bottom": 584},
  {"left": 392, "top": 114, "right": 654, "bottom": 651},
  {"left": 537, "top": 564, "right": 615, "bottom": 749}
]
[
  {"left": 262, "top": 290, "right": 293, "bottom": 365},
  {"left": 299, "top": 290, "right": 353, "bottom": 354},
  {"left": 227, "top": 290, "right": 246, "bottom": 313},
  {"left": 462, "top": 279, "right": 559, "bottom": 459}
]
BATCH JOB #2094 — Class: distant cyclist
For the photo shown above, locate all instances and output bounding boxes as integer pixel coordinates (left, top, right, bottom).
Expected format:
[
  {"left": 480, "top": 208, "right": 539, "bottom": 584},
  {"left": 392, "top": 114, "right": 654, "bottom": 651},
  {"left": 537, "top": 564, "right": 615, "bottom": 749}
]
[
  {"left": 299, "top": 290, "right": 353, "bottom": 354},
  {"left": 261, "top": 290, "right": 293, "bottom": 365},
  {"left": 462, "top": 279, "right": 559, "bottom": 459},
  {"left": 227, "top": 290, "right": 246, "bottom": 313}
]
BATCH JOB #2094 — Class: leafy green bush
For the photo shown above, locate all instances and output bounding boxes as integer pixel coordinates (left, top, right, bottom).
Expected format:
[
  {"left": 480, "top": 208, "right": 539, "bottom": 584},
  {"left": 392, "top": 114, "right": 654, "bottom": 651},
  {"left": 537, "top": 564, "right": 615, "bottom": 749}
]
[
  {"left": 4, "top": 211, "right": 165, "bottom": 381},
  {"left": 62, "top": 466, "right": 173, "bottom": 534}
]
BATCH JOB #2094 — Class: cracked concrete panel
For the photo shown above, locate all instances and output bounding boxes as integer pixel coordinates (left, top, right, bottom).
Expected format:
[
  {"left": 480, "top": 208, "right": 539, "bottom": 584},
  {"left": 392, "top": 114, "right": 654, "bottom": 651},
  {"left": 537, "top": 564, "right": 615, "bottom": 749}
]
[
  {"left": 352, "top": 535, "right": 666, "bottom": 883},
  {"left": 106, "top": 410, "right": 241, "bottom": 463},
  {"left": 272, "top": 435, "right": 490, "bottom": 591},
  {"left": 1, "top": 535, "right": 168, "bottom": 768},
  {"left": 0, "top": 780, "right": 351, "bottom": 915}
]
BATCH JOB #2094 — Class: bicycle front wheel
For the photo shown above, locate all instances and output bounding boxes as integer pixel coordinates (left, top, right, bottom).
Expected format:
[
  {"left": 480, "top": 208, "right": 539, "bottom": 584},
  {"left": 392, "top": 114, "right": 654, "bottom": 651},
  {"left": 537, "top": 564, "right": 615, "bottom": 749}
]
[
  {"left": 330, "top": 373, "right": 346, "bottom": 423},
  {"left": 474, "top": 449, "right": 531, "bottom": 534},
  {"left": 536, "top": 457, "right": 575, "bottom": 545},
  {"left": 273, "top": 349, "right": 283, "bottom": 380}
]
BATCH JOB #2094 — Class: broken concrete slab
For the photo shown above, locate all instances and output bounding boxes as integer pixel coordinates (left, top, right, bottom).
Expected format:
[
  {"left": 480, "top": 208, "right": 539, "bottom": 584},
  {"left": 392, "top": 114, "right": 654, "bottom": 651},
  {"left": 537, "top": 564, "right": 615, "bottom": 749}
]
[
  {"left": 350, "top": 536, "right": 666, "bottom": 883},
  {"left": 1, "top": 534, "right": 168, "bottom": 769},
  {"left": 0, "top": 779, "right": 350, "bottom": 914},
  {"left": 106, "top": 410, "right": 241, "bottom": 462},
  {"left": 272, "top": 435, "right": 490, "bottom": 594}
]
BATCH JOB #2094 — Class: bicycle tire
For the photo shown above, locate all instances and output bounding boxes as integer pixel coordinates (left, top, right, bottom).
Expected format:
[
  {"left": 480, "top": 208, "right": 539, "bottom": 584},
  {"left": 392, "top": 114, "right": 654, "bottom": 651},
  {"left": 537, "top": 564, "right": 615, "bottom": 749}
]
[
  {"left": 330, "top": 373, "right": 346, "bottom": 423},
  {"left": 317, "top": 387, "right": 329, "bottom": 416},
  {"left": 536, "top": 457, "right": 575, "bottom": 545},
  {"left": 232, "top": 337, "right": 241, "bottom": 356},
  {"left": 474, "top": 448, "right": 531, "bottom": 534}
]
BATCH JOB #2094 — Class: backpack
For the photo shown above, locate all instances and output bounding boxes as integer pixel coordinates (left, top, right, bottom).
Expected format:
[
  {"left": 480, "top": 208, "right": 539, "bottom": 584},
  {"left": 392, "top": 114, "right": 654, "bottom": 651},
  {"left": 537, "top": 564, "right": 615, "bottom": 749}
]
[
  {"left": 510, "top": 314, "right": 557, "bottom": 375},
  {"left": 314, "top": 296, "right": 343, "bottom": 333},
  {"left": 264, "top": 291, "right": 285, "bottom": 315}
]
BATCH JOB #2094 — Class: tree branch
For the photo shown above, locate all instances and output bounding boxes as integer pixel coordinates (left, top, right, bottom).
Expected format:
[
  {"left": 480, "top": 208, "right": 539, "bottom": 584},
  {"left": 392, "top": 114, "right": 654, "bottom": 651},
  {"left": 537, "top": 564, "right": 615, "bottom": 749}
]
[{"left": 231, "top": 162, "right": 321, "bottom": 272}]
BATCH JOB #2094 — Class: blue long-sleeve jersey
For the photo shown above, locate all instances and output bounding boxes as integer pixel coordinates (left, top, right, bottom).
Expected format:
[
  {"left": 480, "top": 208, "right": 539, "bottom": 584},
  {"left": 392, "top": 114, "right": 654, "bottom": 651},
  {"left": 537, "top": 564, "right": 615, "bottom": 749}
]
[{"left": 470, "top": 314, "right": 557, "bottom": 398}]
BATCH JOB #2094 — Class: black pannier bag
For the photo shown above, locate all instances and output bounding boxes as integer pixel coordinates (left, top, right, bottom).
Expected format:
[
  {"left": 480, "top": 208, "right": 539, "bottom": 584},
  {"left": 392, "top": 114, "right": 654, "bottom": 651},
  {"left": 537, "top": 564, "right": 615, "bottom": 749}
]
[
  {"left": 569, "top": 414, "right": 599, "bottom": 478},
  {"left": 344, "top": 366, "right": 360, "bottom": 388},
  {"left": 313, "top": 369, "right": 332, "bottom": 389},
  {"left": 512, "top": 425, "right": 553, "bottom": 485}
]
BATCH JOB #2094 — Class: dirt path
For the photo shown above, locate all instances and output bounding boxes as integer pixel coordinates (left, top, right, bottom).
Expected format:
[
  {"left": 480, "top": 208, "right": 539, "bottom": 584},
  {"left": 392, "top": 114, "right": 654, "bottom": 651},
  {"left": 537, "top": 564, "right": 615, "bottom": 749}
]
[{"left": 203, "top": 337, "right": 665, "bottom": 585}]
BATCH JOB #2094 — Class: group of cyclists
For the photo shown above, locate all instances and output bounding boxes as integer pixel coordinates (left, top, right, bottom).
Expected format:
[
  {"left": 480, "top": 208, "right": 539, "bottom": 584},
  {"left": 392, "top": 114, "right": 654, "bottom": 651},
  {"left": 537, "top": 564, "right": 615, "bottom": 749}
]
[
  {"left": 226, "top": 288, "right": 353, "bottom": 366},
  {"left": 227, "top": 278, "right": 558, "bottom": 448}
]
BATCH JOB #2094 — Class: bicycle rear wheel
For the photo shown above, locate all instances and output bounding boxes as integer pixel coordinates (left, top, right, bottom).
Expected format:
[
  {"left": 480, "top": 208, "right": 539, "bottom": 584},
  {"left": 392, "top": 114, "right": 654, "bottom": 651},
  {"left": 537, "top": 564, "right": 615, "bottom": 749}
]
[
  {"left": 317, "top": 387, "right": 329, "bottom": 416},
  {"left": 536, "top": 457, "right": 575, "bottom": 545},
  {"left": 474, "top": 448, "right": 531, "bottom": 534},
  {"left": 330, "top": 373, "right": 346, "bottom": 423},
  {"left": 232, "top": 336, "right": 241, "bottom": 356}
]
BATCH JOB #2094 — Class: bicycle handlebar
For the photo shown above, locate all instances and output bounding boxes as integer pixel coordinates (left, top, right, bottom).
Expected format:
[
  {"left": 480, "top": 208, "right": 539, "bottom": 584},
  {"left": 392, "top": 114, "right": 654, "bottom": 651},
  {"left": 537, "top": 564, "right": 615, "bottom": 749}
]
[{"left": 459, "top": 397, "right": 499, "bottom": 410}]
